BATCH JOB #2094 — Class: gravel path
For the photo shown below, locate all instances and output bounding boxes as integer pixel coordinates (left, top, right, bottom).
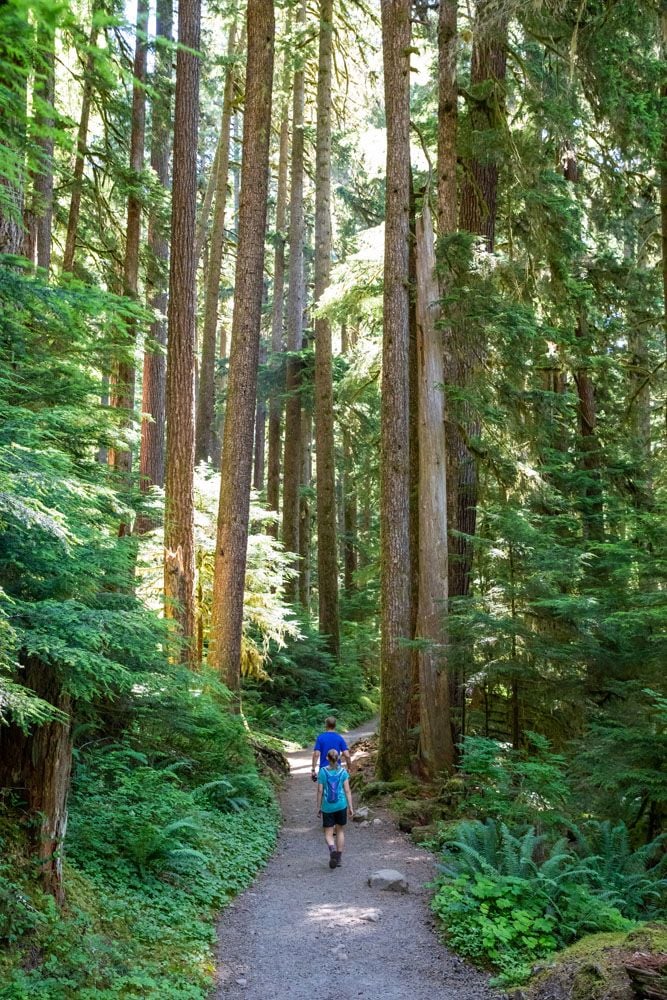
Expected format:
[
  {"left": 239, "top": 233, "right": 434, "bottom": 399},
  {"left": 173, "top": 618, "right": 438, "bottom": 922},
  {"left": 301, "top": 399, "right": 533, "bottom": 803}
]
[{"left": 212, "top": 721, "right": 499, "bottom": 1000}]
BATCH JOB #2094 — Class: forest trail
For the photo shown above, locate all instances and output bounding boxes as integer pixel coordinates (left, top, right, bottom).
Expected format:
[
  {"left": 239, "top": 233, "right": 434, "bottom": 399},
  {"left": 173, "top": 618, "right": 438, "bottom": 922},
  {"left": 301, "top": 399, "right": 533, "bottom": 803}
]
[{"left": 212, "top": 722, "right": 498, "bottom": 1000}]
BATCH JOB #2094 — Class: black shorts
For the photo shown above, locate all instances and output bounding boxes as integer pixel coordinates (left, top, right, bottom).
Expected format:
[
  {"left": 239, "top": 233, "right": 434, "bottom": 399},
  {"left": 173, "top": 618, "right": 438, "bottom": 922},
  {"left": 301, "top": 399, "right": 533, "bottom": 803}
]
[{"left": 322, "top": 808, "right": 347, "bottom": 828}]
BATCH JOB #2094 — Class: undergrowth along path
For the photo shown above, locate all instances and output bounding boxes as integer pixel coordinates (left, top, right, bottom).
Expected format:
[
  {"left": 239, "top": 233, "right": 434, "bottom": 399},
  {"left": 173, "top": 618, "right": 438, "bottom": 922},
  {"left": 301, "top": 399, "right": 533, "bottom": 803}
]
[{"left": 212, "top": 722, "right": 499, "bottom": 1000}]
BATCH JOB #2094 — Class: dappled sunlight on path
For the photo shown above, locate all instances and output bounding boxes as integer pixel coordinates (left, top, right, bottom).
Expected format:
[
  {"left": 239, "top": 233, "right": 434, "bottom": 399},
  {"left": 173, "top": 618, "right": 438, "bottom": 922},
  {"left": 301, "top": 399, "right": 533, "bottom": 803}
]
[{"left": 212, "top": 720, "right": 498, "bottom": 1000}]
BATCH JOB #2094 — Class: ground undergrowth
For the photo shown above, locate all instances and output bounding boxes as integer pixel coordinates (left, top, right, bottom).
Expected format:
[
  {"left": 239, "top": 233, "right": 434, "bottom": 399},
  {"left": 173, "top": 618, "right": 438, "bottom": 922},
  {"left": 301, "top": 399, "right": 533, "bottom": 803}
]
[
  {"left": 0, "top": 682, "right": 282, "bottom": 1000},
  {"left": 350, "top": 734, "right": 667, "bottom": 993}
]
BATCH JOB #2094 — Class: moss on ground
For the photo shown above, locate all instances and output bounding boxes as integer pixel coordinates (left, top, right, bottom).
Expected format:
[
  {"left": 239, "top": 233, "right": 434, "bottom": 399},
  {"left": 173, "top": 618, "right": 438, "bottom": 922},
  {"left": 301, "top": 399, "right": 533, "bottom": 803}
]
[{"left": 520, "top": 925, "right": 667, "bottom": 1000}]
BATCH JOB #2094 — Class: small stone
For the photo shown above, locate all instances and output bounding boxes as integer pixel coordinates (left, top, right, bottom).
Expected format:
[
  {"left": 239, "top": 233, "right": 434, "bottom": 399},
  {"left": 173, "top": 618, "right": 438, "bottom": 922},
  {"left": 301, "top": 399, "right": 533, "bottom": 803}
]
[
  {"left": 353, "top": 806, "right": 370, "bottom": 822},
  {"left": 361, "top": 911, "right": 380, "bottom": 922},
  {"left": 235, "top": 978, "right": 247, "bottom": 987},
  {"left": 358, "top": 820, "right": 370, "bottom": 828},
  {"left": 368, "top": 869, "right": 409, "bottom": 893},
  {"left": 372, "top": 817, "right": 382, "bottom": 826}
]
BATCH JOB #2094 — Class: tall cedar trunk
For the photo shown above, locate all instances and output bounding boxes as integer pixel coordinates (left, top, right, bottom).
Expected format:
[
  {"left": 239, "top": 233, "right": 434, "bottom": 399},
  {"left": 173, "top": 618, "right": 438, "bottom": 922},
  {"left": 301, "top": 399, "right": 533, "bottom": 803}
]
[
  {"left": 209, "top": 0, "right": 274, "bottom": 696},
  {"left": 299, "top": 401, "right": 312, "bottom": 608},
  {"left": 281, "top": 0, "right": 306, "bottom": 601},
  {"left": 253, "top": 340, "right": 267, "bottom": 489},
  {"left": 25, "top": 21, "right": 55, "bottom": 271},
  {"left": 377, "top": 0, "right": 412, "bottom": 779},
  {"left": 0, "top": 4, "right": 28, "bottom": 255},
  {"left": 313, "top": 0, "right": 340, "bottom": 654},
  {"left": 137, "top": 0, "right": 173, "bottom": 510},
  {"left": 163, "top": 0, "right": 200, "bottom": 663},
  {"left": 266, "top": 51, "right": 291, "bottom": 533},
  {"left": 448, "top": 0, "right": 507, "bottom": 599},
  {"left": 416, "top": 206, "right": 455, "bottom": 774},
  {"left": 62, "top": 5, "right": 100, "bottom": 274},
  {"left": 341, "top": 322, "right": 358, "bottom": 595},
  {"left": 0, "top": 657, "right": 72, "bottom": 903},
  {"left": 194, "top": 137, "right": 221, "bottom": 268},
  {"left": 195, "top": 22, "right": 238, "bottom": 464},
  {"left": 407, "top": 175, "right": 420, "bottom": 732},
  {"left": 438, "top": 0, "right": 464, "bottom": 747},
  {"left": 110, "top": 0, "right": 148, "bottom": 486}
]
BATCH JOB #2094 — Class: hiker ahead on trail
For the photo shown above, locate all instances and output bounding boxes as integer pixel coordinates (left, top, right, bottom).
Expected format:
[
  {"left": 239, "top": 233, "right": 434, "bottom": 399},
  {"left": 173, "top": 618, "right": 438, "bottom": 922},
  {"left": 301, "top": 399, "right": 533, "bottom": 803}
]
[
  {"left": 311, "top": 716, "right": 351, "bottom": 780},
  {"left": 317, "top": 749, "right": 354, "bottom": 868}
]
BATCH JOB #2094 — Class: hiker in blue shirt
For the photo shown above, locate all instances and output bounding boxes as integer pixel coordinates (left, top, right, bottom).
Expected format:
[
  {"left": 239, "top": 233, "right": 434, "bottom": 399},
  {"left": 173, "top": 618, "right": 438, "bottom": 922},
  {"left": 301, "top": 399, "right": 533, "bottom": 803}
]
[
  {"left": 317, "top": 748, "right": 354, "bottom": 868},
  {"left": 310, "top": 716, "right": 351, "bottom": 780}
]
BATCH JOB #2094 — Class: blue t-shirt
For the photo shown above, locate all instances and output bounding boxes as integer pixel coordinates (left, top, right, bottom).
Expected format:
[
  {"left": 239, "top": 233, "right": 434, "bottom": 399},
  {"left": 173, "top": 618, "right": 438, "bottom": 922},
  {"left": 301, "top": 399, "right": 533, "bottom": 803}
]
[
  {"left": 318, "top": 766, "right": 349, "bottom": 813},
  {"left": 314, "top": 731, "right": 348, "bottom": 768}
]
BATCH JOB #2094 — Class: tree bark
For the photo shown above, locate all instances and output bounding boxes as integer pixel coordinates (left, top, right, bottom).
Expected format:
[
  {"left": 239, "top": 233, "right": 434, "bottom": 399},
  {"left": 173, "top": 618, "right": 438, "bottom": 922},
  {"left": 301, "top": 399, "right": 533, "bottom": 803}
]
[
  {"left": 110, "top": 0, "right": 149, "bottom": 487},
  {"left": 62, "top": 6, "right": 100, "bottom": 274},
  {"left": 195, "top": 22, "right": 239, "bottom": 465},
  {"left": 341, "top": 322, "right": 358, "bottom": 596},
  {"left": 266, "top": 30, "right": 292, "bottom": 534},
  {"left": 281, "top": 0, "right": 307, "bottom": 601},
  {"left": 194, "top": 136, "right": 220, "bottom": 268},
  {"left": 437, "top": 0, "right": 457, "bottom": 237},
  {"left": 209, "top": 0, "right": 274, "bottom": 697},
  {"left": 448, "top": 0, "right": 507, "bottom": 603},
  {"left": 24, "top": 21, "right": 55, "bottom": 271},
  {"left": 415, "top": 205, "right": 455, "bottom": 774},
  {"left": 313, "top": 0, "right": 340, "bottom": 655},
  {"left": 377, "top": 0, "right": 412, "bottom": 779},
  {"left": 0, "top": 657, "right": 72, "bottom": 904},
  {"left": 299, "top": 400, "right": 312, "bottom": 609},
  {"left": 253, "top": 340, "right": 267, "bottom": 490},
  {"left": 164, "top": 0, "right": 200, "bottom": 664},
  {"left": 137, "top": 0, "right": 173, "bottom": 511},
  {"left": 437, "top": 0, "right": 465, "bottom": 749}
]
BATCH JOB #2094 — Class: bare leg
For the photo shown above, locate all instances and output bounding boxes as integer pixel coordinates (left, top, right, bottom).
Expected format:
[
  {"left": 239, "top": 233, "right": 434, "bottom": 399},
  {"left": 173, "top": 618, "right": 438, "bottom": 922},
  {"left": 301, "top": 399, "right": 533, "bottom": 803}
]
[
  {"left": 324, "top": 827, "right": 335, "bottom": 850},
  {"left": 334, "top": 826, "right": 345, "bottom": 853}
]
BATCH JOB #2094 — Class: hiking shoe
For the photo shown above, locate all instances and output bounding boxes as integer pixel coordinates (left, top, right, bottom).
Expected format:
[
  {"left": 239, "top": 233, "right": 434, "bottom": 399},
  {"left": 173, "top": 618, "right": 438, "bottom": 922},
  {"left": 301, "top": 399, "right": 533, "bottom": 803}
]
[
  {"left": 334, "top": 851, "right": 342, "bottom": 867},
  {"left": 329, "top": 851, "right": 337, "bottom": 869}
]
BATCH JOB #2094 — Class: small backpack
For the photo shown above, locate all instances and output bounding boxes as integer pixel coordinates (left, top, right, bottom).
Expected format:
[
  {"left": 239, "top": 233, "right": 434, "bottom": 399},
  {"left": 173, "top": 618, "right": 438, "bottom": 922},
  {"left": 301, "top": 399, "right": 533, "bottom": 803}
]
[{"left": 324, "top": 766, "right": 343, "bottom": 805}]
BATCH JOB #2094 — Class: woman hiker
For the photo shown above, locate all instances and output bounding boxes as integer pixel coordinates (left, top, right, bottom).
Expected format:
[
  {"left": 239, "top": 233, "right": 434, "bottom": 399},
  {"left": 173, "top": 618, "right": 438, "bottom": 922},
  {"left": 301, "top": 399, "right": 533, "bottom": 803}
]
[{"left": 316, "top": 748, "right": 354, "bottom": 869}]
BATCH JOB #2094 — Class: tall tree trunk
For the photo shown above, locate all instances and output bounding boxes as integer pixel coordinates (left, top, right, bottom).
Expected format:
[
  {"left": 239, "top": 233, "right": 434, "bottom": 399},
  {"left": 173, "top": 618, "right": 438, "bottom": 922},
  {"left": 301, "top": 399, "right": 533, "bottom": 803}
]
[
  {"left": 194, "top": 135, "right": 221, "bottom": 267},
  {"left": 137, "top": 0, "right": 173, "bottom": 512},
  {"left": 164, "top": 0, "right": 200, "bottom": 664},
  {"left": 25, "top": 20, "right": 55, "bottom": 271},
  {"left": 438, "top": 0, "right": 465, "bottom": 749},
  {"left": 209, "top": 0, "right": 274, "bottom": 697},
  {"left": 195, "top": 22, "right": 239, "bottom": 465},
  {"left": 62, "top": 5, "right": 100, "bottom": 274},
  {"left": 266, "top": 35, "right": 292, "bottom": 534},
  {"left": 281, "top": 0, "right": 306, "bottom": 601},
  {"left": 377, "top": 0, "right": 412, "bottom": 779},
  {"left": 407, "top": 174, "right": 420, "bottom": 732},
  {"left": 415, "top": 205, "right": 454, "bottom": 774},
  {"left": 341, "top": 322, "right": 358, "bottom": 595},
  {"left": 253, "top": 340, "right": 267, "bottom": 489},
  {"left": 110, "top": 0, "right": 149, "bottom": 487},
  {"left": 299, "top": 401, "right": 312, "bottom": 609},
  {"left": 448, "top": 0, "right": 507, "bottom": 601},
  {"left": 0, "top": 658, "right": 72, "bottom": 904},
  {"left": 313, "top": 0, "right": 340, "bottom": 655}
]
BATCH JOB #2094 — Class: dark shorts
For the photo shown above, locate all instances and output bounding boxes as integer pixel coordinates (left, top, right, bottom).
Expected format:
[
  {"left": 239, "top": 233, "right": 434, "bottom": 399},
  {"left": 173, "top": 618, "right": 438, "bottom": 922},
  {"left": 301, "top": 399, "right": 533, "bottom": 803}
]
[{"left": 322, "top": 808, "right": 347, "bottom": 828}]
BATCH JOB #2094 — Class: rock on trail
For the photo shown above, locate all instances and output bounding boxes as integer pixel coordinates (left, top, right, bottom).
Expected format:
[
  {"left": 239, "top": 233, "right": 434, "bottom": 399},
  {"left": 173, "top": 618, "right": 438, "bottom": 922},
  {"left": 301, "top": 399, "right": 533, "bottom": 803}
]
[{"left": 212, "top": 721, "right": 499, "bottom": 1000}]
